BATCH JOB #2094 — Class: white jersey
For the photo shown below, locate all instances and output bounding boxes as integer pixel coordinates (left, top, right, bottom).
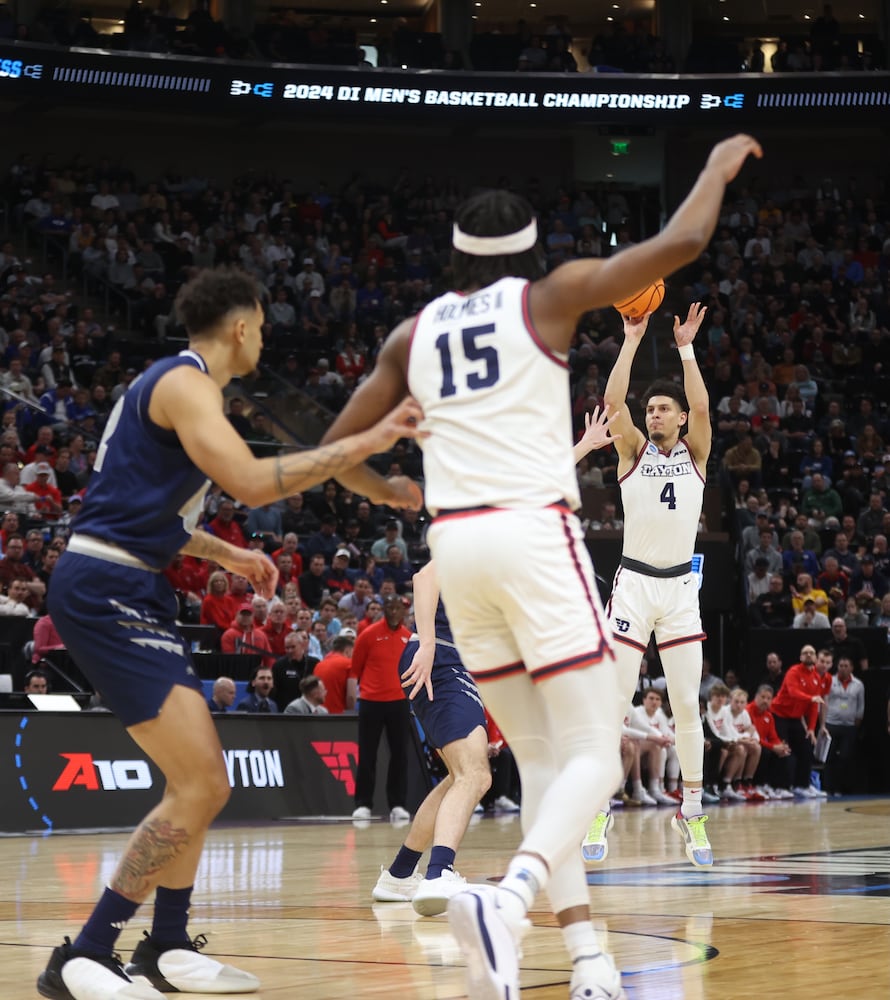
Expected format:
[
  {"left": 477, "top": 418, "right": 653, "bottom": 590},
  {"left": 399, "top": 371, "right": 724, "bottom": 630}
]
[
  {"left": 407, "top": 276, "right": 579, "bottom": 515},
  {"left": 618, "top": 438, "right": 705, "bottom": 568}
]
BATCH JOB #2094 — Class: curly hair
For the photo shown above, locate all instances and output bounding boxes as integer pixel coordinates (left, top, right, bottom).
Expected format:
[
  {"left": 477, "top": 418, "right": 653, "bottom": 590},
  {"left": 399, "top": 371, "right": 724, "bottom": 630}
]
[
  {"left": 451, "top": 190, "right": 545, "bottom": 291},
  {"left": 174, "top": 267, "right": 261, "bottom": 337}
]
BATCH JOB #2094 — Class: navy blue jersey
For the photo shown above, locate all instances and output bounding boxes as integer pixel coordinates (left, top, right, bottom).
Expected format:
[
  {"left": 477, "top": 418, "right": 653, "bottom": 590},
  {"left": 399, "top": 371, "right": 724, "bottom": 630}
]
[
  {"left": 434, "top": 598, "right": 454, "bottom": 644},
  {"left": 74, "top": 351, "right": 211, "bottom": 569}
]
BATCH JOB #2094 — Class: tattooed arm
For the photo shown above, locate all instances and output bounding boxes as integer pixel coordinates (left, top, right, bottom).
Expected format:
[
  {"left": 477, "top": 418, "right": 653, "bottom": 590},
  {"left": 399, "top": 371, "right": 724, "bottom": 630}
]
[
  {"left": 180, "top": 530, "right": 279, "bottom": 598},
  {"left": 148, "top": 365, "right": 425, "bottom": 509}
]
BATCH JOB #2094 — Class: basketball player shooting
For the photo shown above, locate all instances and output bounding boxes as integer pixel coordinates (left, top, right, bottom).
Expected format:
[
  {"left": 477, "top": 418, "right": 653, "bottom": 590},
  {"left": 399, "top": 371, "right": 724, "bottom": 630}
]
[
  {"left": 587, "top": 301, "right": 716, "bottom": 869},
  {"left": 320, "top": 134, "right": 760, "bottom": 1000}
]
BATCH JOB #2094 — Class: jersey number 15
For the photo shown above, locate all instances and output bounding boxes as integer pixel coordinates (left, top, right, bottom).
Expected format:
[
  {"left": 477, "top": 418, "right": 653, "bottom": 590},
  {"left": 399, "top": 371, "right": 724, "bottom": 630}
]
[{"left": 435, "top": 323, "right": 500, "bottom": 398}]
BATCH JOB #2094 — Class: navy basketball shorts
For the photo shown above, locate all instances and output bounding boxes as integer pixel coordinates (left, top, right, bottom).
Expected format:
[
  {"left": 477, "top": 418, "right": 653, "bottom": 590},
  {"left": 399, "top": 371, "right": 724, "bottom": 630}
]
[
  {"left": 48, "top": 551, "right": 203, "bottom": 727},
  {"left": 400, "top": 639, "right": 486, "bottom": 750}
]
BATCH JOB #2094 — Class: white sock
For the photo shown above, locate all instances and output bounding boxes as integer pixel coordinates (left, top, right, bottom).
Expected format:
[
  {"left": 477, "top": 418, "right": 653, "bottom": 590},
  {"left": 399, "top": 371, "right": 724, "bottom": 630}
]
[
  {"left": 681, "top": 786, "right": 703, "bottom": 818},
  {"left": 632, "top": 780, "right": 645, "bottom": 796},
  {"left": 562, "top": 919, "right": 602, "bottom": 964},
  {"left": 498, "top": 853, "right": 547, "bottom": 919}
]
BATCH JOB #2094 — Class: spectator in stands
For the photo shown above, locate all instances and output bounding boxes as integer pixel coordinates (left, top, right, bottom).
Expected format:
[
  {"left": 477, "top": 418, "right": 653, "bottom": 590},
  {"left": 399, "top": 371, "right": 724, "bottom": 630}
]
[
  {"left": 790, "top": 571, "right": 830, "bottom": 618},
  {"left": 826, "top": 617, "right": 869, "bottom": 674},
  {"left": 740, "top": 510, "right": 777, "bottom": 555},
  {"left": 792, "top": 597, "right": 831, "bottom": 630},
  {"left": 816, "top": 555, "right": 850, "bottom": 615},
  {"left": 262, "top": 600, "right": 291, "bottom": 657},
  {"left": 324, "top": 548, "right": 355, "bottom": 596},
  {"left": 783, "top": 531, "right": 820, "bottom": 578},
  {"left": 722, "top": 430, "right": 762, "bottom": 488},
  {"left": 747, "top": 556, "right": 773, "bottom": 603},
  {"left": 32, "top": 610, "right": 65, "bottom": 661},
  {"left": 750, "top": 573, "right": 795, "bottom": 629},
  {"left": 784, "top": 512, "right": 823, "bottom": 556},
  {"left": 822, "top": 655, "right": 865, "bottom": 795},
  {"left": 207, "top": 497, "right": 247, "bottom": 548},
  {"left": 25, "top": 462, "right": 63, "bottom": 519},
  {"left": 843, "top": 595, "right": 870, "bottom": 628},
  {"left": 744, "top": 527, "right": 783, "bottom": 576},
  {"left": 303, "top": 514, "right": 342, "bottom": 563},
  {"left": 207, "top": 676, "right": 236, "bottom": 713},
  {"left": 235, "top": 664, "right": 279, "bottom": 713},
  {"left": 801, "top": 473, "right": 843, "bottom": 527},
  {"left": 370, "top": 517, "right": 408, "bottom": 560},
  {"left": 245, "top": 501, "right": 283, "bottom": 551},
  {"left": 221, "top": 602, "right": 273, "bottom": 662},
  {"left": 849, "top": 554, "right": 889, "bottom": 617},
  {"left": 823, "top": 529, "right": 860, "bottom": 575},
  {"left": 23, "top": 667, "right": 50, "bottom": 693},
  {"left": 0, "top": 462, "right": 38, "bottom": 516},
  {"left": 0, "top": 578, "right": 34, "bottom": 616},
  {"left": 756, "top": 651, "right": 784, "bottom": 691},
  {"left": 283, "top": 674, "right": 328, "bottom": 715},
  {"left": 858, "top": 492, "right": 888, "bottom": 542},
  {"left": 314, "top": 631, "right": 356, "bottom": 714},
  {"left": 199, "top": 570, "right": 235, "bottom": 630},
  {"left": 271, "top": 629, "right": 318, "bottom": 708},
  {"left": 298, "top": 552, "right": 328, "bottom": 609},
  {"left": 0, "top": 534, "right": 46, "bottom": 610}
]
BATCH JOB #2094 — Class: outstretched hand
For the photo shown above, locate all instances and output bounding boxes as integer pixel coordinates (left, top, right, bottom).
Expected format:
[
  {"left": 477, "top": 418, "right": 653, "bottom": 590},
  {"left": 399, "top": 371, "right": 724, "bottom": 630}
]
[
  {"left": 579, "top": 405, "right": 622, "bottom": 451},
  {"left": 706, "top": 134, "right": 763, "bottom": 184},
  {"left": 673, "top": 302, "right": 708, "bottom": 347},
  {"left": 620, "top": 312, "right": 651, "bottom": 341}
]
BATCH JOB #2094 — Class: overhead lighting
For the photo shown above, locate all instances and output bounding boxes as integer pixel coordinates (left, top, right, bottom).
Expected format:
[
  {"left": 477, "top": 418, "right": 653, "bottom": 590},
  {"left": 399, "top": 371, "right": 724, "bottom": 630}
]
[
  {"left": 804, "top": 13, "right": 811, "bottom": 19},
  {"left": 722, "top": 14, "right": 729, "bottom": 20},
  {"left": 606, "top": 15, "right": 613, "bottom": 20},
  {"left": 370, "top": 17, "right": 377, "bottom": 23},
  {"left": 858, "top": 12, "right": 865, "bottom": 17}
]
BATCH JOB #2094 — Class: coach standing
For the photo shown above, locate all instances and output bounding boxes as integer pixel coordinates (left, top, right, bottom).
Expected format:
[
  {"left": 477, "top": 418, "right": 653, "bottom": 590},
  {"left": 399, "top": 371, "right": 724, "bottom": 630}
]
[
  {"left": 770, "top": 643, "right": 826, "bottom": 797},
  {"left": 350, "top": 593, "right": 413, "bottom": 822}
]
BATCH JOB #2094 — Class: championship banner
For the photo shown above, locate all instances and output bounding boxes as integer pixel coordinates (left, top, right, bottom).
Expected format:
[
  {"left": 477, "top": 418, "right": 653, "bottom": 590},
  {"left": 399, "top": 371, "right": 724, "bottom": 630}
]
[{"left": 1, "top": 42, "right": 888, "bottom": 125}]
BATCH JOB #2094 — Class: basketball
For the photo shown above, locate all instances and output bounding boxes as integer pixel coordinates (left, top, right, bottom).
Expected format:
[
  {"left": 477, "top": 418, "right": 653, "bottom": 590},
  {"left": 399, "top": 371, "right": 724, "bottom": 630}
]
[{"left": 612, "top": 279, "right": 665, "bottom": 318}]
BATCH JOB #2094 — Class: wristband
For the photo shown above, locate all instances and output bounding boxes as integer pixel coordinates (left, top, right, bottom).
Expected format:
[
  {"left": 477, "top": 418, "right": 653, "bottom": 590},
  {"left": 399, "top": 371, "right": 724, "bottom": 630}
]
[{"left": 678, "top": 343, "right": 695, "bottom": 360}]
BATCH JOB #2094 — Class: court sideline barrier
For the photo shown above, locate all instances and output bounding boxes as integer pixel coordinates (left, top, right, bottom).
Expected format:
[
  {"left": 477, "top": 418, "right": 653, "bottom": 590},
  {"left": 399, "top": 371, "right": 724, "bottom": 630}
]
[{"left": 1, "top": 712, "right": 428, "bottom": 834}]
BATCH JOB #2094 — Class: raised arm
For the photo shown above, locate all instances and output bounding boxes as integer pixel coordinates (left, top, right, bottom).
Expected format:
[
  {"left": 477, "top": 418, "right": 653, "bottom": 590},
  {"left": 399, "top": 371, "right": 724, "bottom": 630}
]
[
  {"left": 673, "top": 302, "right": 712, "bottom": 467},
  {"left": 529, "top": 134, "right": 763, "bottom": 353},
  {"left": 602, "top": 315, "right": 649, "bottom": 464}
]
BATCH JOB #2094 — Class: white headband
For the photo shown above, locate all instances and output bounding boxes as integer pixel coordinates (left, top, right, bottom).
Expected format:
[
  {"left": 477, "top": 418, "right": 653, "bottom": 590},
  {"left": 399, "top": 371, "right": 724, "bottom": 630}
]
[{"left": 452, "top": 218, "right": 538, "bottom": 256}]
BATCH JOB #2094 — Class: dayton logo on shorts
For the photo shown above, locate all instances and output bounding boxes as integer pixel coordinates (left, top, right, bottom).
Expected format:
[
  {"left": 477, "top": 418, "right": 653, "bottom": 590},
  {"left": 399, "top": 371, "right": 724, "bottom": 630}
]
[
  {"left": 53, "top": 753, "right": 153, "bottom": 791},
  {"left": 312, "top": 741, "right": 359, "bottom": 795},
  {"left": 614, "top": 618, "right": 631, "bottom": 633}
]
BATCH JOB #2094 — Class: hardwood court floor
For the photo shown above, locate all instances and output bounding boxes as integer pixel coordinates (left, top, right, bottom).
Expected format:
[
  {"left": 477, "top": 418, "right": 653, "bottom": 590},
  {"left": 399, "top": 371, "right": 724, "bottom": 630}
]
[{"left": 3, "top": 798, "right": 889, "bottom": 999}]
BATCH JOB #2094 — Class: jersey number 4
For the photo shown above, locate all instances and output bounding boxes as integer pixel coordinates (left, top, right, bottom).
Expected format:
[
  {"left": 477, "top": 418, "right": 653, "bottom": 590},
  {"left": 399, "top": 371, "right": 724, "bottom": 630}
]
[
  {"left": 660, "top": 482, "right": 677, "bottom": 509},
  {"left": 436, "top": 323, "right": 500, "bottom": 397}
]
